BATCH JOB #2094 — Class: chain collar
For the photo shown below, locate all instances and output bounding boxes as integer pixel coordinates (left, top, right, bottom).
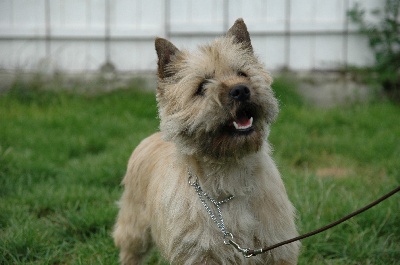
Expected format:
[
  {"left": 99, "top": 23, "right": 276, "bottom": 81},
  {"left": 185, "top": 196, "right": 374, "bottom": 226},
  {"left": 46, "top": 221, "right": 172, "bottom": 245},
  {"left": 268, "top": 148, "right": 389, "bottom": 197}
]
[
  {"left": 188, "top": 169, "right": 234, "bottom": 237},
  {"left": 187, "top": 169, "right": 270, "bottom": 259}
]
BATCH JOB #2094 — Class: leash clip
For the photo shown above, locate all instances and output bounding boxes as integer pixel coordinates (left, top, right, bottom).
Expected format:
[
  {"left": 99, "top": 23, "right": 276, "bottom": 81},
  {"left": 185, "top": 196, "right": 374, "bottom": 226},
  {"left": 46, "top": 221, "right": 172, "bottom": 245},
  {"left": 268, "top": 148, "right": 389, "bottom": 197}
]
[{"left": 224, "top": 233, "right": 261, "bottom": 258}]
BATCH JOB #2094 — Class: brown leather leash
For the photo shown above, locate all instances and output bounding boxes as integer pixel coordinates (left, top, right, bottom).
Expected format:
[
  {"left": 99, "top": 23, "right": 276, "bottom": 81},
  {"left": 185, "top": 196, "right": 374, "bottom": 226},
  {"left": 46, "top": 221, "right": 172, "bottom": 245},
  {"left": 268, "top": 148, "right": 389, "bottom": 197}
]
[{"left": 230, "top": 185, "right": 400, "bottom": 257}]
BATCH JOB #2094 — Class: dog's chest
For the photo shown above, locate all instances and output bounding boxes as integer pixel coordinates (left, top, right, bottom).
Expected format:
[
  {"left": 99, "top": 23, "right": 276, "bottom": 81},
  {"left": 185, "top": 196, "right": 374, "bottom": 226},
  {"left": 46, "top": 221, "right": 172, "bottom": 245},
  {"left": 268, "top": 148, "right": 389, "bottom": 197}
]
[
  {"left": 154, "top": 184, "right": 273, "bottom": 264},
  {"left": 156, "top": 175, "right": 266, "bottom": 243}
]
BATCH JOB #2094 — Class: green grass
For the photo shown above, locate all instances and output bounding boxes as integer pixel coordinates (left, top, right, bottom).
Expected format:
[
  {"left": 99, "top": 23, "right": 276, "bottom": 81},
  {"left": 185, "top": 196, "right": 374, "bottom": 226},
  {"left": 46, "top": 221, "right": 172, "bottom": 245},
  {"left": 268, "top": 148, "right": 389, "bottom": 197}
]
[{"left": 0, "top": 77, "right": 399, "bottom": 264}]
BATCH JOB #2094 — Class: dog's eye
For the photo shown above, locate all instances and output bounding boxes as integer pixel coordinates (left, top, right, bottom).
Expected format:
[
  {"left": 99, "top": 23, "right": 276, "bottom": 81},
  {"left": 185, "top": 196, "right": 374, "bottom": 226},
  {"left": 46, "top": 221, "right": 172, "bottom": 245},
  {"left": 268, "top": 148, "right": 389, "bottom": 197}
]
[
  {"left": 196, "top": 80, "right": 208, "bottom": 96},
  {"left": 238, "top": 71, "right": 248, "bottom": 78}
]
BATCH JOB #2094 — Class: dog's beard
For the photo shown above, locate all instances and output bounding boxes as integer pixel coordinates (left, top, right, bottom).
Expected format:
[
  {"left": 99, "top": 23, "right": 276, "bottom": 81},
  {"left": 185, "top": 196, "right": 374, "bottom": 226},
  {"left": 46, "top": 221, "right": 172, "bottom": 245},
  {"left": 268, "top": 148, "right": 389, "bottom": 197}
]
[
  {"left": 205, "top": 127, "right": 264, "bottom": 159},
  {"left": 175, "top": 102, "right": 268, "bottom": 159}
]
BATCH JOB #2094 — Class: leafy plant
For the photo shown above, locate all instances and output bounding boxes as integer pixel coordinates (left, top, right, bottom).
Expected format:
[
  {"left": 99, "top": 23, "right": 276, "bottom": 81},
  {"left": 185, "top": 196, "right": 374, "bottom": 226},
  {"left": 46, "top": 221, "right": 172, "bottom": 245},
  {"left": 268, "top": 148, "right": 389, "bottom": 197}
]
[{"left": 348, "top": 0, "right": 400, "bottom": 101}]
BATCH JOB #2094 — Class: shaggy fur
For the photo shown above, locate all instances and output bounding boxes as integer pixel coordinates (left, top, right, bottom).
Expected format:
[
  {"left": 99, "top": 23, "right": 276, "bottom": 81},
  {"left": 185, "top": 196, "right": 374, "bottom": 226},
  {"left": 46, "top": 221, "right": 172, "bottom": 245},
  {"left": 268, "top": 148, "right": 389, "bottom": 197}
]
[{"left": 113, "top": 18, "right": 300, "bottom": 264}]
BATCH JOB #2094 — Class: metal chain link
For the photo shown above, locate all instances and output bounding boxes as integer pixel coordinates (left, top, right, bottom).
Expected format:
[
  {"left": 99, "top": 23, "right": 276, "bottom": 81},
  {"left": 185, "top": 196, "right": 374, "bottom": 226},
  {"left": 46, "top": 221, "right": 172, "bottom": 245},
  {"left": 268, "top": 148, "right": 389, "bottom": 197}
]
[
  {"left": 188, "top": 170, "right": 234, "bottom": 237},
  {"left": 187, "top": 169, "right": 271, "bottom": 258}
]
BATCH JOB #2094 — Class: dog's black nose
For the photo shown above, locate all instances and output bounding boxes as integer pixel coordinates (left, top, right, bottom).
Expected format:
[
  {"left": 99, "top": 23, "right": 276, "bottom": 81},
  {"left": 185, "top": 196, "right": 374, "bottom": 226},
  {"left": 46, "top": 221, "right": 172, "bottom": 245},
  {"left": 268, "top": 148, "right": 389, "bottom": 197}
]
[{"left": 230, "top": 84, "right": 250, "bottom": 101}]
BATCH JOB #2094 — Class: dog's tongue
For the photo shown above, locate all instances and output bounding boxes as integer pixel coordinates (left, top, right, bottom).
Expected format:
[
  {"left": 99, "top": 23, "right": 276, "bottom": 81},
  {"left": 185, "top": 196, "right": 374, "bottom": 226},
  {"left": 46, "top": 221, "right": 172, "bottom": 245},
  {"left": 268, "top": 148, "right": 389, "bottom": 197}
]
[
  {"left": 233, "top": 117, "right": 253, "bottom": 130},
  {"left": 236, "top": 117, "right": 251, "bottom": 126}
]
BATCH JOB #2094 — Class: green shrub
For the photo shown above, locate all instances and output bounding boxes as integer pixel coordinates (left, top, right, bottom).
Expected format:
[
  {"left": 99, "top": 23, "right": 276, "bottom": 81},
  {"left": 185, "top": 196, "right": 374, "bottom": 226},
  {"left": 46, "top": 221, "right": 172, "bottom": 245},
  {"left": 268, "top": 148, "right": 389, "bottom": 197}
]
[{"left": 348, "top": 0, "right": 400, "bottom": 101}]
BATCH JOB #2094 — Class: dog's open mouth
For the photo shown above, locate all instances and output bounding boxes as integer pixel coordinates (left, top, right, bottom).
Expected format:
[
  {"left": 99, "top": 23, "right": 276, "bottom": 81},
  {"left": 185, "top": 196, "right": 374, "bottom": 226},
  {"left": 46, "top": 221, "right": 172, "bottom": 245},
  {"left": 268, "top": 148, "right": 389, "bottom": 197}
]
[
  {"left": 232, "top": 116, "right": 253, "bottom": 131},
  {"left": 228, "top": 109, "right": 255, "bottom": 134}
]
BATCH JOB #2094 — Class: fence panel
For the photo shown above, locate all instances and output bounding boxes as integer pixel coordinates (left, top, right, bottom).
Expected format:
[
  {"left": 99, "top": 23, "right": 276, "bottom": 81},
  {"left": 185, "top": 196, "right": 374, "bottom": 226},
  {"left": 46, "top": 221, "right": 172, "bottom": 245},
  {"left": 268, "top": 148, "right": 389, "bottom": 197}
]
[{"left": 0, "top": 0, "right": 380, "bottom": 73}]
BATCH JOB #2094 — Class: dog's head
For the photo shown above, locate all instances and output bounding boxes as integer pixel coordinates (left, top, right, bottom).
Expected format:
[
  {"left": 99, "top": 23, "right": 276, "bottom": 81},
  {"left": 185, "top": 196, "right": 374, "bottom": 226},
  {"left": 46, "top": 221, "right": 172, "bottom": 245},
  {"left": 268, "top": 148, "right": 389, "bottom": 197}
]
[{"left": 155, "top": 18, "right": 279, "bottom": 159}]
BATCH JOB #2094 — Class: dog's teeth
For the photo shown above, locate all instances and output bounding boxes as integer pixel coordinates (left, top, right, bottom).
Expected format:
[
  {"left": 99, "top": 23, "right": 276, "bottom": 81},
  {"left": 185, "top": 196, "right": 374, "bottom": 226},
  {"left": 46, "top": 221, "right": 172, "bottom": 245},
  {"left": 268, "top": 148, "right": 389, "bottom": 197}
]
[{"left": 233, "top": 117, "right": 253, "bottom": 130}]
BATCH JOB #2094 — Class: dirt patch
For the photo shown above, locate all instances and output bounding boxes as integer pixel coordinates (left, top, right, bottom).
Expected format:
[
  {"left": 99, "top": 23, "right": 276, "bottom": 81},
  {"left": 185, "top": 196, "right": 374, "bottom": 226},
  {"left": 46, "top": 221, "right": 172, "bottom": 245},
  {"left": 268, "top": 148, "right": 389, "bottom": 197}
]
[{"left": 316, "top": 167, "right": 352, "bottom": 178}]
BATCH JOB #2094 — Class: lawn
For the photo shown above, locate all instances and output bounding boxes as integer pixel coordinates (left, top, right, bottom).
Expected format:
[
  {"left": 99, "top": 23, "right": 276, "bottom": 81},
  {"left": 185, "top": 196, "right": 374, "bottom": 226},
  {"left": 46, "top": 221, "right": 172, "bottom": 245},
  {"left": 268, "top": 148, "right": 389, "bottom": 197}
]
[{"left": 0, "top": 77, "right": 399, "bottom": 264}]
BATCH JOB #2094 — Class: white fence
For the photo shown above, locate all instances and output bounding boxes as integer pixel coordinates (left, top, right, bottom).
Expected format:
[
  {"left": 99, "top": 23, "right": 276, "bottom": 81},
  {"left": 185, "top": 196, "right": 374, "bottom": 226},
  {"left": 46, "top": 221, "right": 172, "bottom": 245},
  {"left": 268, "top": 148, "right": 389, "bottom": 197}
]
[{"left": 0, "top": 0, "right": 382, "bottom": 73}]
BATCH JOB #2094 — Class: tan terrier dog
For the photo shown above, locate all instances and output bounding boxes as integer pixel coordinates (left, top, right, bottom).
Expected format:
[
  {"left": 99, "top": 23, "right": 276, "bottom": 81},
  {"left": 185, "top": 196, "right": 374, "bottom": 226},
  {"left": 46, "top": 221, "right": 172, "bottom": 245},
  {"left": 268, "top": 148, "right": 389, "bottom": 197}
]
[{"left": 113, "top": 18, "right": 300, "bottom": 265}]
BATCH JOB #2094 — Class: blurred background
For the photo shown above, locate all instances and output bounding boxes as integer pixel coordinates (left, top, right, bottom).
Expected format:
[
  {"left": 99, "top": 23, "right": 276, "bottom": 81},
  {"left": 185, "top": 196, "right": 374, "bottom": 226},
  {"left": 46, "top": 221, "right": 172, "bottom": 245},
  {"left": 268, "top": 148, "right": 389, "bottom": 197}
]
[
  {"left": 1, "top": 1, "right": 399, "bottom": 264},
  {"left": 0, "top": 0, "right": 380, "bottom": 74}
]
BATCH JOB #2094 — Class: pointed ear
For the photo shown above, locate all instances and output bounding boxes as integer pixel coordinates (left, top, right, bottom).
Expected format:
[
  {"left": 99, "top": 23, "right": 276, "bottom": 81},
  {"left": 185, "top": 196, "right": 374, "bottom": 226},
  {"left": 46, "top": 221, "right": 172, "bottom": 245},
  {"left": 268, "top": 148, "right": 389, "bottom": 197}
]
[
  {"left": 155, "top": 38, "right": 180, "bottom": 79},
  {"left": 226, "top": 18, "right": 253, "bottom": 52}
]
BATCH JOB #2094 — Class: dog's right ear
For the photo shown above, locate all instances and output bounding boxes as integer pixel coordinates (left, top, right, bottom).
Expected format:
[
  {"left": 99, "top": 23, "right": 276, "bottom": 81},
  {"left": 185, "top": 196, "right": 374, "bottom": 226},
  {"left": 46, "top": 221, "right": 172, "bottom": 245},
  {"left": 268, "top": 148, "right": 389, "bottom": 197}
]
[
  {"left": 155, "top": 38, "right": 180, "bottom": 79},
  {"left": 226, "top": 18, "right": 253, "bottom": 53}
]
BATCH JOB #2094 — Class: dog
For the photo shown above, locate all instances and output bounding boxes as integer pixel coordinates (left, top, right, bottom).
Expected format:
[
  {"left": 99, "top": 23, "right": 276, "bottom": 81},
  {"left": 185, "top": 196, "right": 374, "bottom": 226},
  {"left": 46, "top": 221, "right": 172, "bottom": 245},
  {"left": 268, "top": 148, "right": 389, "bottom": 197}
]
[{"left": 113, "top": 18, "right": 300, "bottom": 265}]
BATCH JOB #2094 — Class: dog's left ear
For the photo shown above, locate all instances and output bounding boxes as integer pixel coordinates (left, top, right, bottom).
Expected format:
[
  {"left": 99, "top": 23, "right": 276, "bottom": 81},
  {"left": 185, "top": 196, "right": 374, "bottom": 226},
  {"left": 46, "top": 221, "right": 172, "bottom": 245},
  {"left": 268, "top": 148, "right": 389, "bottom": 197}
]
[{"left": 226, "top": 18, "right": 253, "bottom": 53}]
